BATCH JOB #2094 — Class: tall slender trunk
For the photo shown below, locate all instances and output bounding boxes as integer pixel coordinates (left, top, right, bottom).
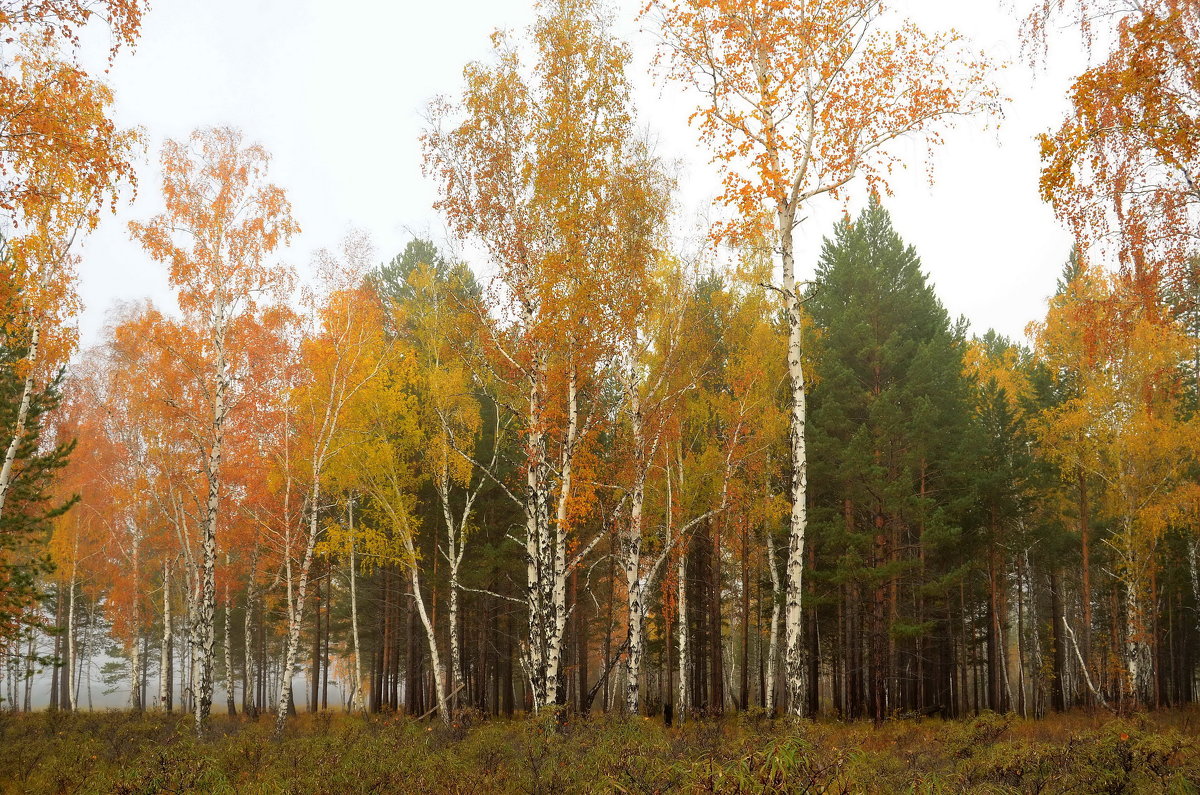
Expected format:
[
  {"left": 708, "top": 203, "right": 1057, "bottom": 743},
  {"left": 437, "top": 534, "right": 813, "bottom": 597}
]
[
  {"left": 1078, "top": 468, "right": 1093, "bottom": 693},
  {"left": 623, "top": 356, "right": 646, "bottom": 715},
  {"left": 224, "top": 585, "right": 236, "bottom": 716},
  {"left": 407, "top": 535, "right": 450, "bottom": 723},
  {"left": 195, "top": 313, "right": 228, "bottom": 735},
  {"left": 24, "top": 630, "right": 35, "bottom": 711},
  {"left": 310, "top": 563, "right": 321, "bottom": 712},
  {"left": 779, "top": 203, "right": 809, "bottom": 717},
  {"left": 523, "top": 353, "right": 548, "bottom": 708},
  {"left": 765, "top": 531, "right": 782, "bottom": 713},
  {"left": 349, "top": 497, "right": 364, "bottom": 712},
  {"left": 273, "top": 484, "right": 323, "bottom": 736},
  {"left": 546, "top": 365, "right": 577, "bottom": 708},
  {"left": 66, "top": 576, "right": 76, "bottom": 712},
  {"left": 676, "top": 532, "right": 689, "bottom": 721},
  {"left": 1124, "top": 549, "right": 1153, "bottom": 706},
  {"left": 160, "top": 561, "right": 172, "bottom": 711},
  {"left": 1189, "top": 537, "right": 1200, "bottom": 639},
  {"left": 242, "top": 585, "right": 252, "bottom": 715},
  {"left": 128, "top": 528, "right": 143, "bottom": 711},
  {"left": 1049, "top": 569, "right": 1066, "bottom": 711},
  {"left": 448, "top": 560, "right": 461, "bottom": 711}
]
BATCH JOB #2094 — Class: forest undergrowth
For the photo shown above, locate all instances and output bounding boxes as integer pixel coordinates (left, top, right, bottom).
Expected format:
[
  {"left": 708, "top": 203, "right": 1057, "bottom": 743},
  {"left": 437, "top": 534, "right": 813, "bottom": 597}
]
[{"left": 1, "top": 707, "right": 1198, "bottom": 794}]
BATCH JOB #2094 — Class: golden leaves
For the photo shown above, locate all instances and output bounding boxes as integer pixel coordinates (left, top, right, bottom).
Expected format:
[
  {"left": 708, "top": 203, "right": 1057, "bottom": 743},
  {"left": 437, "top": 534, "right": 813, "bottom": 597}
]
[
  {"left": 647, "top": 0, "right": 1002, "bottom": 249},
  {"left": 1035, "top": 0, "right": 1199, "bottom": 289}
]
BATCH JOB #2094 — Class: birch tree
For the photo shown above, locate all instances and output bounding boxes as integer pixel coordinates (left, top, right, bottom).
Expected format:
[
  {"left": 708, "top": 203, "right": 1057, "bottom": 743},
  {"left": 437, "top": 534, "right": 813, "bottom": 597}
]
[
  {"left": 272, "top": 231, "right": 390, "bottom": 735},
  {"left": 129, "top": 127, "right": 297, "bottom": 734},
  {"left": 648, "top": 0, "right": 1000, "bottom": 714},
  {"left": 1032, "top": 263, "right": 1200, "bottom": 707},
  {"left": 424, "top": 0, "right": 667, "bottom": 709}
]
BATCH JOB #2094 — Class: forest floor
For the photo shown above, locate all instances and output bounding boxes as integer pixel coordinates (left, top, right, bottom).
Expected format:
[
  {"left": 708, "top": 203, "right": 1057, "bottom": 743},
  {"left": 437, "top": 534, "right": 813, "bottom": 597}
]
[{"left": 1, "top": 706, "right": 1198, "bottom": 793}]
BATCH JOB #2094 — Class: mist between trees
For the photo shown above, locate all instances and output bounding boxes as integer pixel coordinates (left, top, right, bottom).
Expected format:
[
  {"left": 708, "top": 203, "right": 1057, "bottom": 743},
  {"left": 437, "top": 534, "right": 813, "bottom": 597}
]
[{"left": 2, "top": 0, "right": 1198, "bottom": 738}]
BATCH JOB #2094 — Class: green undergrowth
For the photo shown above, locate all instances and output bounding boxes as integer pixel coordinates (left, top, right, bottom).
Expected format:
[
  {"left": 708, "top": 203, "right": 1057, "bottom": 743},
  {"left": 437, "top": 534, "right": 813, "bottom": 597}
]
[{"left": 1, "top": 707, "right": 1198, "bottom": 793}]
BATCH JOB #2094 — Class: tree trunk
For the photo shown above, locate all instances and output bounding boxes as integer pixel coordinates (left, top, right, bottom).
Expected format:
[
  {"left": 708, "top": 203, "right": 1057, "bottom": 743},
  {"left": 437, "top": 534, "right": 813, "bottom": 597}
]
[
  {"left": 1049, "top": 569, "right": 1066, "bottom": 711},
  {"left": 406, "top": 538, "right": 451, "bottom": 724},
  {"left": 765, "top": 532, "right": 782, "bottom": 714},
  {"left": 778, "top": 203, "right": 809, "bottom": 718},
  {"left": 623, "top": 358, "right": 646, "bottom": 715},
  {"left": 242, "top": 586, "right": 252, "bottom": 716},
  {"left": 311, "top": 563, "right": 321, "bottom": 712},
  {"left": 273, "top": 485, "right": 323, "bottom": 736},
  {"left": 0, "top": 324, "right": 38, "bottom": 521},
  {"left": 225, "top": 586, "right": 236, "bottom": 716},
  {"left": 161, "top": 561, "right": 172, "bottom": 711},
  {"left": 677, "top": 526, "right": 689, "bottom": 718},
  {"left": 66, "top": 576, "right": 76, "bottom": 712},
  {"left": 740, "top": 526, "right": 750, "bottom": 710},
  {"left": 349, "top": 498, "right": 364, "bottom": 712},
  {"left": 195, "top": 317, "right": 228, "bottom": 735}
]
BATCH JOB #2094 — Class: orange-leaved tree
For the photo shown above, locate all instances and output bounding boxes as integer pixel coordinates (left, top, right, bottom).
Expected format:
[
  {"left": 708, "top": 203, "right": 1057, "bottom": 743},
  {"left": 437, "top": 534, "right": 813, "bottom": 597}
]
[
  {"left": 129, "top": 127, "right": 297, "bottom": 734},
  {"left": 1032, "top": 261, "right": 1200, "bottom": 708},
  {"left": 271, "top": 230, "right": 392, "bottom": 735},
  {"left": 424, "top": 0, "right": 669, "bottom": 709},
  {"left": 1030, "top": 0, "right": 1198, "bottom": 302}
]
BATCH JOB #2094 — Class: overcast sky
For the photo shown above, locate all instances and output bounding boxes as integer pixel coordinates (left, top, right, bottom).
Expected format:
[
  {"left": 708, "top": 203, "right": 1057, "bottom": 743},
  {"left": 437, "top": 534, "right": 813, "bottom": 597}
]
[{"left": 72, "top": 0, "right": 1088, "bottom": 351}]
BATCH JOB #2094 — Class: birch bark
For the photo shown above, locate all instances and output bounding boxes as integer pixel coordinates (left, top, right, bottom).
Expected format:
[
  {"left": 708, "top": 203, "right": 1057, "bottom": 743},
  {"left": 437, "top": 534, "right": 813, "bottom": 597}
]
[{"left": 160, "top": 561, "right": 171, "bottom": 710}]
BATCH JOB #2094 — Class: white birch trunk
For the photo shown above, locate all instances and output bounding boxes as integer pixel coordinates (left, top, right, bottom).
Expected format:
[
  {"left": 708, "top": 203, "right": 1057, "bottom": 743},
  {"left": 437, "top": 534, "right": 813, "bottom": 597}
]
[
  {"left": 435, "top": 455, "right": 474, "bottom": 712},
  {"left": 273, "top": 484, "right": 323, "bottom": 736},
  {"left": 224, "top": 585, "right": 236, "bottom": 716},
  {"left": 407, "top": 542, "right": 450, "bottom": 724},
  {"left": 623, "top": 354, "right": 646, "bottom": 715},
  {"left": 185, "top": 593, "right": 196, "bottom": 714},
  {"left": 195, "top": 310, "right": 228, "bottom": 734},
  {"left": 448, "top": 556, "right": 462, "bottom": 711},
  {"left": 766, "top": 531, "right": 782, "bottom": 713},
  {"left": 66, "top": 575, "right": 76, "bottom": 712},
  {"left": 1189, "top": 537, "right": 1200, "bottom": 637},
  {"left": 349, "top": 498, "right": 364, "bottom": 712},
  {"left": 545, "top": 368, "right": 578, "bottom": 708},
  {"left": 160, "top": 561, "right": 171, "bottom": 710},
  {"left": 130, "top": 529, "right": 143, "bottom": 711},
  {"left": 0, "top": 323, "right": 38, "bottom": 522},
  {"left": 778, "top": 204, "right": 809, "bottom": 717},
  {"left": 242, "top": 584, "right": 253, "bottom": 714},
  {"left": 524, "top": 363, "right": 547, "bottom": 709},
  {"left": 1125, "top": 581, "right": 1153, "bottom": 706},
  {"left": 675, "top": 448, "right": 689, "bottom": 718}
]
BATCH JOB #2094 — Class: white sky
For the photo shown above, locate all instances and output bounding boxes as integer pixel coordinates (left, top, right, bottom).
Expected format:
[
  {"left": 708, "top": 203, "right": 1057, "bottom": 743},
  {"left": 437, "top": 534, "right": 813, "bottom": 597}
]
[{"left": 73, "top": 0, "right": 1087, "bottom": 350}]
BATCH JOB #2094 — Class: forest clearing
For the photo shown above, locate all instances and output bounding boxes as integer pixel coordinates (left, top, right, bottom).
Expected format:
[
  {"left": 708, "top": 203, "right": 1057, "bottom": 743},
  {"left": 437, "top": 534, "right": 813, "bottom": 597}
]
[
  {"left": 3, "top": 708, "right": 1200, "bottom": 793},
  {"left": 2, "top": 0, "right": 1200, "bottom": 789}
]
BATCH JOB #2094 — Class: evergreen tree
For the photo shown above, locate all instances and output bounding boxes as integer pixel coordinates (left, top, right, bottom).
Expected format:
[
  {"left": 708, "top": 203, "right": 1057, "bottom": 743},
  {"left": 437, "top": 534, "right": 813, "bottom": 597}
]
[
  {"left": 0, "top": 305, "right": 75, "bottom": 642},
  {"left": 806, "top": 196, "right": 972, "bottom": 719}
]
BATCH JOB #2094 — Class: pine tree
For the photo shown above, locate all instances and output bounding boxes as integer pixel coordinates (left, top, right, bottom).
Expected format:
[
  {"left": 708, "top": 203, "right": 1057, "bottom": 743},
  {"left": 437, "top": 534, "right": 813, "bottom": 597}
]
[
  {"left": 806, "top": 196, "right": 971, "bottom": 720},
  {"left": 0, "top": 303, "right": 75, "bottom": 642}
]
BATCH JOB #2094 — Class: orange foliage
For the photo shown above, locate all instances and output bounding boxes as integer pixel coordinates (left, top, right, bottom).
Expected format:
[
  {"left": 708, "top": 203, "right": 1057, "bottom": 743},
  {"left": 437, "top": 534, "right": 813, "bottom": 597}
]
[
  {"left": 1033, "top": 0, "right": 1199, "bottom": 298},
  {"left": 645, "top": 0, "right": 1001, "bottom": 246}
]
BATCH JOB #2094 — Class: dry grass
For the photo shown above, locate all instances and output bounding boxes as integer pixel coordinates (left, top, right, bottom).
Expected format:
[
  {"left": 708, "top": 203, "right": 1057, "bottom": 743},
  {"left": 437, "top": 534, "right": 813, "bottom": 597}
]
[{"left": 0, "top": 707, "right": 1197, "bottom": 793}]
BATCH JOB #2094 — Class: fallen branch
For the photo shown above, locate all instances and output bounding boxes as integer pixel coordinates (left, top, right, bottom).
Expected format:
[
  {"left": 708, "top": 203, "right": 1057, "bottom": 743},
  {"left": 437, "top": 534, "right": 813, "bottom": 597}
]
[
  {"left": 1062, "top": 613, "right": 1113, "bottom": 713},
  {"left": 417, "top": 682, "right": 466, "bottom": 721}
]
